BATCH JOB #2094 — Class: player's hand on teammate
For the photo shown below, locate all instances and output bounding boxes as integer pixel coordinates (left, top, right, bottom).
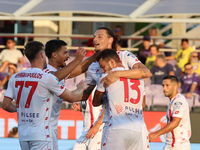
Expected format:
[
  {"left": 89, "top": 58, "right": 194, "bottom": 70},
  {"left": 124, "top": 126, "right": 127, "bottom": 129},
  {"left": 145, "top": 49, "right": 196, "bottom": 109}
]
[
  {"left": 71, "top": 102, "right": 81, "bottom": 112},
  {"left": 86, "top": 125, "right": 99, "bottom": 139},
  {"left": 75, "top": 47, "right": 87, "bottom": 62},
  {"left": 76, "top": 80, "right": 88, "bottom": 90},
  {"left": 101, "top": 71, "right": 119, "bottom": 87},
  {"left": 148, "top": 132, "right": 158, "bottom": 142}
]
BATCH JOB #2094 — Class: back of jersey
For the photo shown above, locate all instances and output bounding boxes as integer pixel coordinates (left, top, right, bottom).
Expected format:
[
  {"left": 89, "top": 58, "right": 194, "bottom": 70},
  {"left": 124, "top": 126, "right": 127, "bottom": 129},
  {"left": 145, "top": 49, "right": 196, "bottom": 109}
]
[
  {"left": 5, "top": 68, "right": 65, "bottom": 141},
  {"left": 107, "top": 76, "right": 145, "bottom": 133}
]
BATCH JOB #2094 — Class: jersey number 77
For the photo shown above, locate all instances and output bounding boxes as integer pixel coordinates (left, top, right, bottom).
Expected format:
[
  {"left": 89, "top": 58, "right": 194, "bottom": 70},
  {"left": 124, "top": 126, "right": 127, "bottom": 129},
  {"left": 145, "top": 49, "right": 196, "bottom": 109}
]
[
  {"left": 120, "top": 78, "right": 141, "bottom": 104},
  {"left": 15, "top": 81, "right": 38, "bottom": 108}
]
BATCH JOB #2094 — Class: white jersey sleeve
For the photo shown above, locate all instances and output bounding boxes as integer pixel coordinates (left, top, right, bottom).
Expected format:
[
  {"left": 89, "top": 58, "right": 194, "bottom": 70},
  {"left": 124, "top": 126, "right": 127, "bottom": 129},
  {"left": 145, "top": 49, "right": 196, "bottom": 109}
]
[
  {"left": 85, "top": 63, "right": 97, "bottom": 85},
  {"left": 96, "top": 74, "right": 107, "bottom": 93},
  {"left": 4, "top": 75, "right": 15, "bottom": 99},
  {"left": 46, "top": 74, "right": 66, "bottom": 97},
  {"left": 171, "top": 98, "right": 187, "bottom": 119},
  {"left": 118, "top": 51, "right": 141, "bottom": 69}
]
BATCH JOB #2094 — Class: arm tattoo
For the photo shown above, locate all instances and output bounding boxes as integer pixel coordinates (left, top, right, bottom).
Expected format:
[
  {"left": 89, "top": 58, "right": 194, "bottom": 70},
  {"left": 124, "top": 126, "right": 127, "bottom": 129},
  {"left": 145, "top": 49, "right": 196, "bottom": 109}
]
[{"left": 93, "top": 92, "right": 104, "bottom": 106}]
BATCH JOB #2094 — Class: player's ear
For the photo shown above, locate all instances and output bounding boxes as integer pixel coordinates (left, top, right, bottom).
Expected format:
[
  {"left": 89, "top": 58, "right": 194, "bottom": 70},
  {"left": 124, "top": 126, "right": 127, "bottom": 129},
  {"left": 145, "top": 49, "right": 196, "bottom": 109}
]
[
  {"left": 52, "top": 52, "right": 57, "bottom": 58},
  {"left": 108, "top": 37, "right": 113, "bottom": 46}
]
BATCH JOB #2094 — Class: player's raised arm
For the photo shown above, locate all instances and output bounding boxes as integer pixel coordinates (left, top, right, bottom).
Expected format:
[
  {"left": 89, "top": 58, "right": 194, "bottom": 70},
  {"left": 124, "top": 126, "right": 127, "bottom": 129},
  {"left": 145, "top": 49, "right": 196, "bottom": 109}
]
[
  {"left": 53, "top": 47, "right": 86, "bottom": 81},
  {"left": 93, "top": 90, "right": 104, "bottom": 107},
  {"left": 101, "top": 62, "right": 152, "bottom": 87},
  {"left": 69, "top": 51, "right": 100, "bottom": 78}
]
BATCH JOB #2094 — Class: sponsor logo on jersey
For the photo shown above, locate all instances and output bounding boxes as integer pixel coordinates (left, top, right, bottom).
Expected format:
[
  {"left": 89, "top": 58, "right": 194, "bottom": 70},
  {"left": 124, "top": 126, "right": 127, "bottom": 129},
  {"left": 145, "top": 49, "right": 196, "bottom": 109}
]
[
  {"left": 115, "top": 105, "right": 123, "bottom": 114},
  {"left": 175, "top": 111, "right": 179, "bottom": 114}
]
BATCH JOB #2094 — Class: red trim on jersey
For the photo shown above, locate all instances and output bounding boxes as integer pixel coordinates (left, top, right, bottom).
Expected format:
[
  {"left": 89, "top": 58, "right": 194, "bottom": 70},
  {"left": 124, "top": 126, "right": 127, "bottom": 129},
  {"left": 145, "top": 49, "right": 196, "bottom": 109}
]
[
  {"left": 96, "top": 89, "right": 105, "bottom": 93},
  {"left": 4, "top": 96, "right": 13, "bottom": 100},
  {"left": 45, "top": 69, "right": 49, "bottom": 73},
  {"left": 131, "top": 61, "right": 140, "bottom": 69},
  {"left": 169, "top": 96, "right": 177, "bottom": 147},
  {"left": 58, "top": 89, "right": 66, "bottom": 97},
  {"left": 88, "top": 94, "right": 94, "bottom": 128}
]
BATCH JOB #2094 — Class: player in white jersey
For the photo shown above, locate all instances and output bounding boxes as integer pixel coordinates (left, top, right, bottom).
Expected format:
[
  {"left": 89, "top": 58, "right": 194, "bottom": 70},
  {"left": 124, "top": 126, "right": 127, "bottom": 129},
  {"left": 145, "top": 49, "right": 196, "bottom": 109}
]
[
  {"left": 77, "top": 27, "right": 152, "bottom": 149},
  {"left": 44, "top": 40, "right": 100, "bottom": 150},
  {"left": 2, "top": 41, "right": 88, "bottom": 150},
  {"left": 92, "top": 49, "right": 149, "bottom": 150},
  {"left": 149, "top": 76, "right": 191, "bottom": 150},
  {"left": 72, "top": 90, "right": 104, "bottom": 150}
]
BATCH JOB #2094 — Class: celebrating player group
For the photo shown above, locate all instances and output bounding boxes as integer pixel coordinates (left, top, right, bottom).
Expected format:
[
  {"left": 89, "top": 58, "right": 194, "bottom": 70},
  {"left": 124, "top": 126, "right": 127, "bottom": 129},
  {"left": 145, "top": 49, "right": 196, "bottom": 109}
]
[{"left": 2, "top": 27, "right": 191, "bottom": 150}]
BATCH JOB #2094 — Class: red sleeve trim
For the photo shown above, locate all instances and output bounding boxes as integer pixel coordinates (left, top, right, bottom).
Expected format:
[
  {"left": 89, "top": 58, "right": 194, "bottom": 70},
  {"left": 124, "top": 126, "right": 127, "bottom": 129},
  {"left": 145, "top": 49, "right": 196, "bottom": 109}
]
[
  {"left": 58, "top": 89, "right": 66, "bottom": 97},
  {"left": 131, "top": 61, "right": 140, "bottom": 69},
  {"left": 4, "top": 96, "right": 13, "bottom": 100},
  {"left": 96, "top": 89, "right": 105, "bottom": 93}
]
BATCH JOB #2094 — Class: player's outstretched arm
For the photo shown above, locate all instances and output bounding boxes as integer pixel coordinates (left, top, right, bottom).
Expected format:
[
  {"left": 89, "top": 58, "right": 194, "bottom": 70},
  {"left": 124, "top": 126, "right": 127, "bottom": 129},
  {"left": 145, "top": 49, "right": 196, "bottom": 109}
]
[
  {"left": 53, "top": 47, "right": 86, "bottom": 81},
  {"left": 69, "top": 51, "right": 100, "bottom": 78},
  {"left": 149, "top": 117, "right": 181, "bottom": 142},
  {"left": 71, "top": 102, "right": 82, "bottom": 112},
  {"left": 76, "top": 84, "right": 96, "bottom": 101},
  {"left": 101, "top": 62, "right": 152, "bottom": 87},
  {"left": 2, "top": 97, "right": 17, "bottom": 112},
  {"left": 60, "top": 80, "right": 88, "bottom": 103},
  {"left": 93, "top": 90, "right": 104, "bottom": 107}
]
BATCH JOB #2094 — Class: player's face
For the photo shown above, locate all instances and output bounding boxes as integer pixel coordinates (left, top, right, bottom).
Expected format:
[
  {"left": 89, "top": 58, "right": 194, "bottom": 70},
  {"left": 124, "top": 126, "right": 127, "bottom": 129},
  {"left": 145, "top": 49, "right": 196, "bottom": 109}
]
[
  {"left": 93, "top": 29, "right": 113, "bottom": 51},
  {"left": 162, "top": 79, "right": 177, "bottom": 99},
  {"left": 181, "top": 41, "right": 189, "bottom": 50},
  {"left": 99, "top": 58, "right": 112, "bottom": 73},
  {"left": 55, "top": 46, "right": 69, "bottom": 68}
]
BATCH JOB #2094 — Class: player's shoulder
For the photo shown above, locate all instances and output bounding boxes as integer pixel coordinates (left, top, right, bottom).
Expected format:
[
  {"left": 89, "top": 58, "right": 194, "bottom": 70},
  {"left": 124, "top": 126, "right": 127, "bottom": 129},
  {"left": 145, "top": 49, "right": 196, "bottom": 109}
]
[
  {"left": 88, "top": 61, "right": 100, "bottom": 71},
  {"left": 172, "top": 93, "right": 188, "bottom": 106}
]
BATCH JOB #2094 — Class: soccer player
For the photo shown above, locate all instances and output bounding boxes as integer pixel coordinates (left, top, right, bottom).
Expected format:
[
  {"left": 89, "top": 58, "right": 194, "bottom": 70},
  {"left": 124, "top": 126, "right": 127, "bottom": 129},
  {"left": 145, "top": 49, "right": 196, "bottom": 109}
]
[
  {"left": 78, "top": 27, "right": 152, "bottom": 149},
  {"left": 44, "top": 39, "right": 100, "bottom": 150},
  {"left": 92, "top": 49, "right": 149, "bottom": 150},
  {"left": 149, "top": 75, "right": 191, "bottom": 150},
  {"left": 2, "top": 41, "right": 88, "bottom": 150}
]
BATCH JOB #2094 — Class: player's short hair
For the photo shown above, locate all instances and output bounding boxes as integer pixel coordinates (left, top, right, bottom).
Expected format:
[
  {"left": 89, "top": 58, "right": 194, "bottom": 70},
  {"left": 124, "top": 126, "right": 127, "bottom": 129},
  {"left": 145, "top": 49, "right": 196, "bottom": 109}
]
[
  {"left": 156, "top": 54, "right": 165, "bottom": 61},
  {"left": 163, "top": 75, "right": 178, "bottom": 84},
  {"left": 97, "top": 27, "right": 119, "bottom": 50},
  {"left": 96, "top": 49, "right": 120, "bottom": 63},
  {"left": 45, "top": 40, "right": 67, "bottom": 59},
  {"left": 7, "top": 38, "right": 16, "bottom": 43},
  {"left": 149, "top": 44, "right": 159, "bottom": 51},
  {"left": 24, "top": 41, "right": 44, "bottom": 62}
]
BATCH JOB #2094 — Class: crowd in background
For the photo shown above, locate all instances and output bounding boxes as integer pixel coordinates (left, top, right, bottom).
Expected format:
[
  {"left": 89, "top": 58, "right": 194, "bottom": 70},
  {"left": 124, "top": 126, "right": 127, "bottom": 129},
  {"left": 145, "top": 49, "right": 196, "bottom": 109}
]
[{"left": 0, "top": 26, "right": 200, "bottom": 112}]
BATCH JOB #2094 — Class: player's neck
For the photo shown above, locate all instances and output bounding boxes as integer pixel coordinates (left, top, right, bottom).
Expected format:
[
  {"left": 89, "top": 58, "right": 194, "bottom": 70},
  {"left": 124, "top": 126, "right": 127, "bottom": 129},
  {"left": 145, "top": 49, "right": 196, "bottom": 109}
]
[{"left": 48, "top": 59, "right": 60, "bottom": 70}]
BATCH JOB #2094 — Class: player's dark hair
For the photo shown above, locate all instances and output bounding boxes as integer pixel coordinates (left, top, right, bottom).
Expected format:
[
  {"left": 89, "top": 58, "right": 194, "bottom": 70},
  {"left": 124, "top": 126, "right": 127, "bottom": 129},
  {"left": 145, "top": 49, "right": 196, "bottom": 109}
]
[
  {"left": 45, "top": 40, "right": 67, "bottom": 59},
  {"left": 96, "top": 49, "right": 120, "bottom": 63},
  {"left": 7, "top": 38, "right": 16, "bottom": 43},
  {"left": 149, "top": 44, "right": 159, "bottom": 51},
  {"left": 163, "top": 75, "right": 178, "bottom": 83},
  {"left": 181, "top": 38, "right": 188, "bottom": 44},
  {"left": 24, "top": 41, "right": 44, "bottom": 62},
  {"left": 98, "top": 27, "right": 119, "bottom": 50}
]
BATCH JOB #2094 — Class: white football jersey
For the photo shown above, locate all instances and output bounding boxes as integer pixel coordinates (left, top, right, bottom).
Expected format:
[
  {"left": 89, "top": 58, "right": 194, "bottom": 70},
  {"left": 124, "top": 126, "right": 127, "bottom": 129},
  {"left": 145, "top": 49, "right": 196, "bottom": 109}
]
[
  {"left": 97, "top": 67, "right": 145, "bottom": 133},
  {"left": 4, "top": 68, "right": 66, "bottom": 141},
  {"left": 85, "top": 51, "right": 141, "bottom": 123},
  {"left": 77, "top": 89, "right": 102, "bottom": 141},
  {"left": 43, "top": 64, "right": 66, "bottom": 131},
  {"left": 166, "top": 93, "right": 191, "bottom": 147}
]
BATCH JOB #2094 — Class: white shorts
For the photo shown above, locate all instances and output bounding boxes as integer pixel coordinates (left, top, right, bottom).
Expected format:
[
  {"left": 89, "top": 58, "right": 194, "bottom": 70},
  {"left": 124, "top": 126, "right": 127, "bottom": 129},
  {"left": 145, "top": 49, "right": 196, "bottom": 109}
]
[
  {"left": 163, "top": 141, "right": 190, "bottom": 150},
  {"left": 20, "top": 141, "right": 52, "bottom": 150},
  {"left": 102, "top": 129, "right": 149, "bottom": 150},
  {"left": 52, "top": 129, "right": 58, "bottom": 150}
]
